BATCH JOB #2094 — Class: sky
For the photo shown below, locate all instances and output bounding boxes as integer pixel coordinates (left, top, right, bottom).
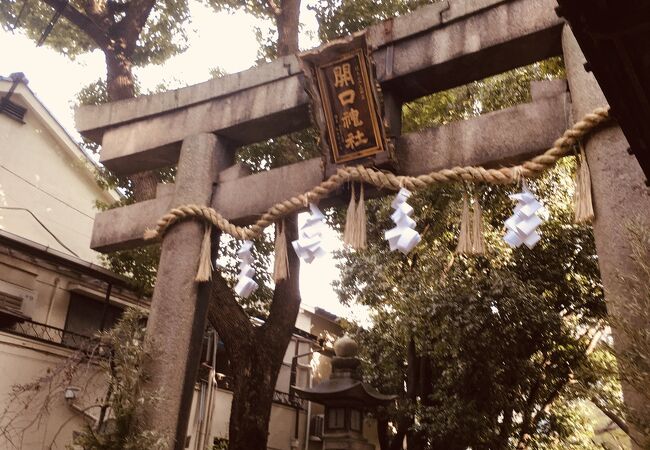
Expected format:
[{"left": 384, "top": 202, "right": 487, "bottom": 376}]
[{"left": 0, "top": 1, "right": 371, "bottom": 323}]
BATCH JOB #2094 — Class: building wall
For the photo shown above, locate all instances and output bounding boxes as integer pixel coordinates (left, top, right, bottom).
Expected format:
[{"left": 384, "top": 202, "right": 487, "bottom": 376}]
[
  {"left": 0, "top": 334, "right": 80, "bottom": 449},
  {"left": 0, "top": 334, "right": 103, "bottom": 449},
  {"left": 0, "top": 83, "right": 113, "bottom": 263},
  {"left": 0, "top": 241, "right": 146, "bottom": 450}
]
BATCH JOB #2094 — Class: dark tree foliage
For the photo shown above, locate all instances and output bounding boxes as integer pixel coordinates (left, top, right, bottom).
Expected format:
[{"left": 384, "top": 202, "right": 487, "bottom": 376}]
[{"left": 310, "top": 0, "right": 436, "bottom": 42}]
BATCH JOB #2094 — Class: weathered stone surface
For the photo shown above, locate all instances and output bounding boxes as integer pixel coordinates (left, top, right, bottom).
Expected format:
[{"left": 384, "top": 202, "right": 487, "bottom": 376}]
[
  {"left": 365, "top": 1, "right": 449, "bottom": 49},
  {"left": 397, "top": 91, "right": 569, "bottom": 175},
  {"left": 530, "top": 79, "right": 567, "bottom": 101},
  {"left": 211, "top": 158, "right": 323, "bottom": 224},
  {"left": 81, "top": 0, "right": 563, "bottom": 175},
  {"left": 90, "top": 87, "right": 569, "bottom": 252},
  {"left": 99, "top": 75, "right": 308, "bottom": 173},
  {"left": 563, "top": 26, "right": 650, "bottom": 448},
  {"left": 90, "top": 194, "right": 173, "bottom": 251},
  {"left": 374, "top": 0, "right": 563, "bottom": 101},
  {"left": 75, "top": 55, "right": 303, "bottom": 141},
  {"left": 142, "top": 133, "right": 232, "bottom": 450}
]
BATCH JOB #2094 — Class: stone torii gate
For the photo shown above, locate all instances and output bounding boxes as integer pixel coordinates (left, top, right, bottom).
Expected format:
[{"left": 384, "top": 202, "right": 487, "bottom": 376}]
[{"left": 75, "top": 0, "right": 650, "bottom": 448}]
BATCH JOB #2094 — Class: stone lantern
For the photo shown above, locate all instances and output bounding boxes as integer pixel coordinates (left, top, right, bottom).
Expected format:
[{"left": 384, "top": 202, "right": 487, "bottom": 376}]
[{"left": 293, "top": 334, "right": 395, "bottom": 450}]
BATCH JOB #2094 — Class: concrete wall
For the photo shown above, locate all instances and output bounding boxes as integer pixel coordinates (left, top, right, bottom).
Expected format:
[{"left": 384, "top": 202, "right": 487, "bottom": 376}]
[
  {"left": 0, "top": 81, "right": 114, "bottom": 263},
  {"left": 0, "top": 335, "right": 93, "bottom": 449}
]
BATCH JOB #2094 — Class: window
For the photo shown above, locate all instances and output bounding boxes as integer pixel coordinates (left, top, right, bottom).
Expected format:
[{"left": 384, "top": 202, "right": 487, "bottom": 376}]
[
  {"left": 350, "top": 409, "right": 362, "bottom": 431},
  {"left": 310, "top": 414, "right": 324, "bottom": 439},
  {"left": 0, "top": 292, "right": 28, "bottom": 326},
  {"left": 327, "top": 407, "right": 346, "bottom": 430},
  {"left": 63, "top": 293, "right": 123, "bottom": 345}
]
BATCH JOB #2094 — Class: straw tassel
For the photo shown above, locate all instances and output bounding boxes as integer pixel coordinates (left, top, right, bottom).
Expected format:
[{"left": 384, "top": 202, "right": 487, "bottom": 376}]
[
  {"left": 456, "top": 192, "right": 473, "bottom": 255},
  {"left": 143, "top": 228, "right": 159, "bottom": 240},
  {"left": 471, "top": 194, "right": 485, "bottom": 255},
  {"left": 273, "top": 220, "right": 289, "bottom": 283},
  {"left": 195, "top": 224, "right": 213, "bottom": 282},
  {"left": 343, "top": 184, "right": 357, "bottom": 247},
  {"left": 344, "top": 183, "right": 367, "bottom": 250},
  {"left": 355, "top": 183, "right": 367, "bottom": 250},
  {"left": 574, "top": 144, "right": 595, "bottom": 224}
]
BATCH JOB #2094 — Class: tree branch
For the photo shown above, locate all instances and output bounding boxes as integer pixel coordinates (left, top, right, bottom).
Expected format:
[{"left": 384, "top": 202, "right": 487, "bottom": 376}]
[
  {"left": 106, "top": 0, "right": 129, "bottom": 15},
  {"left": 40, "top": 0, "right": 109, "bottom": 48},
  {"left": 590, "top": 398, "right": 631, "bottom": 437},
  {"left": 207, "top": 271, "right": 254, "bottom": 349},
  {"left": 265, "top": 0, "right": 282, "bottom": 17},
  {"left": 518, "top": 325, "right": 607, "bottom": 449},
  {"left": 83, "top": 0, "right": 108, "bottom": 25},
  {"left": 122, "top": 0, "right": 155, "bottom": 55}
]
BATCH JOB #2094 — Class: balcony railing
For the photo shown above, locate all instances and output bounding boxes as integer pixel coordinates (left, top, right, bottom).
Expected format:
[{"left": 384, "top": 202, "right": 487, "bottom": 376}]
[
  {"left": 273, "top": 390, "right": 305, "bottom": 409},
  {"left": 216, "top": 375, "right": 305, "bottom": 410},
  {"left": 1, "top": 318, "right": 94, "bottom": 351}
]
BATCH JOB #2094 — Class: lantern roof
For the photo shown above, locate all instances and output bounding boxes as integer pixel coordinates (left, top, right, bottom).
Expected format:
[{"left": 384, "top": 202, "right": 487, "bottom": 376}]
[
  {"left": 293, "top": 377, "right": 395, "bottom": 407},
  {"left": 292, "top": 334, "right": 396, "bottom": 407}
]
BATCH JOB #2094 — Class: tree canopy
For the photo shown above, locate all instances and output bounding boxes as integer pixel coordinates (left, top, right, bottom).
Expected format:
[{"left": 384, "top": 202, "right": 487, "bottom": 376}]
[{"left": 2, "top": 0, "right": 189, "bottom": 63}]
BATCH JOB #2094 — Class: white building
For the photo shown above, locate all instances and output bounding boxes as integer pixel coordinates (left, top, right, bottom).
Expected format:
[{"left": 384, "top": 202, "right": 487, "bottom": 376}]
[{"left": 0, "top": 73, "right": 115, "bottom": 263}]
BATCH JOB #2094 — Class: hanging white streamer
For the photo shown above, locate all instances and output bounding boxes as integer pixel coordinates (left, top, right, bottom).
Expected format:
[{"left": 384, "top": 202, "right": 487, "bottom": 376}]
[
  {"left": 503, "top": 187, "right": 546, "bottom": 249},
  {"left": 234, "top": 240, "right": 259, "bottom": 298},
  {"left": 384, "top": 188, "right": 421, "bottom": 254},
  {"left": 292, "top": 203, "right": 327, "bottom": 263}
]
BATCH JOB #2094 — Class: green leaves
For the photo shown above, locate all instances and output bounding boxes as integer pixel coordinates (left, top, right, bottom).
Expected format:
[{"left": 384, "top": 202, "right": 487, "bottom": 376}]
[
  {"left": 310, "top": 0, "right": 435, "bottom": 42},
  {"left": 70, "top": 309, "right": 167, "bottom": 450}
]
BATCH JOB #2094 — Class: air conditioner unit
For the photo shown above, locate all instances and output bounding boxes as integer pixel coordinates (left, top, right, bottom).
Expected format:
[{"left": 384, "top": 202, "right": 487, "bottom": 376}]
[{"left": 310, "top": 414, "right": 324, "bottom": 440}]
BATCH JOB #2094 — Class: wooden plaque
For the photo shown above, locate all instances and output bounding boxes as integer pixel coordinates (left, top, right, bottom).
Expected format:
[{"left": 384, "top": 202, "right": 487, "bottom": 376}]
[{"left": 300, "top": 34, "right": 391, "bottom": 169}]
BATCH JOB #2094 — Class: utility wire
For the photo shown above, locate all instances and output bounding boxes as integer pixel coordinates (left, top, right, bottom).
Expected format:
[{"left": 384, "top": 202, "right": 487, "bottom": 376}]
[
  {"left": 0, "top": 164, "right": 95, "bottom": 219},
  {"left": 0, "top": 206, "right": 79, "bottom": 257}
]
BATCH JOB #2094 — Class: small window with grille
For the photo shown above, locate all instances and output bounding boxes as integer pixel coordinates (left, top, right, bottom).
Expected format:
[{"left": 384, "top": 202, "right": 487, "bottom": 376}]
[
  {"left": 0, "top": 98, "right": 27, "bottom": 123},
  {"left": 0, "top": 292, "right": 29, "bottom": 327},
  {"left": 0, "top": 292, "right": 23, "bottom": 315}
]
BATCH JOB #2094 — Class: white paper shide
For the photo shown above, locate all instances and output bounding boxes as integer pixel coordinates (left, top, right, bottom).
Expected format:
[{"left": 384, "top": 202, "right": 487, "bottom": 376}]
[
  {"left": 384, "top": 188, "right": 421, "bottom": 254},
  {"left": 292, "top": 203, "right": 327, "bottom": 263},
  {"left": 234, "top": 240, "right": 259, "bottom": 298},
  {"left": 503, "top": 188, "right": 545, "bottom": 249}
]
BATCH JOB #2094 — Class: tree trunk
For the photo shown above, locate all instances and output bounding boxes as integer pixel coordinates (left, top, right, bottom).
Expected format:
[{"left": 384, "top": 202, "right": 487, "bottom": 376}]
[
  {"left": 105, "top": 49, "right": 158, "bottom": 201},
  {"left": 227, "top": 337, "right": 279, "bottom": 450},
  {"left": 105, "top": 49, "right": 136, "bottom": 101},
  {"left": 208, "top": 215, "right": 301, "bottom": 450},
  {"left": 276, "top": 0, "right": 301, "bottom": 56},
  {"left": 405, "top": 337, "right": 423, "bottom": 450},
  {"left": 208, "top": 4, "right": 303, "bottom": 450},
  {"left": 377, "top": 416, "right": 391, "bottom": 450}
]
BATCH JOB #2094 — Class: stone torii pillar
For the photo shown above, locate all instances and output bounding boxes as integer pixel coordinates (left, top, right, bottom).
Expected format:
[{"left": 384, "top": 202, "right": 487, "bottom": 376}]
[
  {"left": 142, "top": 133, "right": 232, "bottom": 449},
  {"left": 563, "top": 26, "right": 650, "bottom": 447}
]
